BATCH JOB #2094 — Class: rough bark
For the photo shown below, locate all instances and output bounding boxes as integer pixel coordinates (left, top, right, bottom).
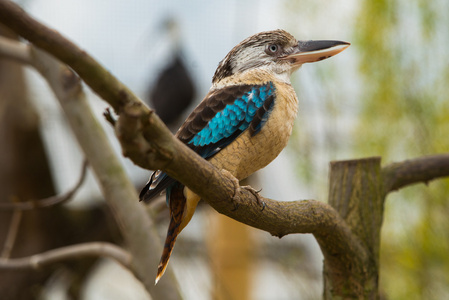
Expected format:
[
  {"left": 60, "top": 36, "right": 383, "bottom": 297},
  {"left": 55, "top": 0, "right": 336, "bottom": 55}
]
[{"left": 323, "top": 158, "right": 383, "bottom": 299}]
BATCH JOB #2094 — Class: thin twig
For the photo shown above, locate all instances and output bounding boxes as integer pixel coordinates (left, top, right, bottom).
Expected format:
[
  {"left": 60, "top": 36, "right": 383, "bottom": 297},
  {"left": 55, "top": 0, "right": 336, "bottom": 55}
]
[
  {"left": 1, "top": 209, "right": 22, "bottom": 258},
  {"left": 0, "top": 242, "right": 132, "bottom": 270},
  {"left": 0, "top": 160, "right": 89, "bottom": 210},
  {"left": 103, "top": 107, "right": 117, "bottom": 126}
]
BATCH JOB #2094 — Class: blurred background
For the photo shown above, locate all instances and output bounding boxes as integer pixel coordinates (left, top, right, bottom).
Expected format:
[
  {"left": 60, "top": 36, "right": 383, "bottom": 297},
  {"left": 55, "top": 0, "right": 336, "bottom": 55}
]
[{"left": 0, "top": 0, "right": 448, "bottom": 299}]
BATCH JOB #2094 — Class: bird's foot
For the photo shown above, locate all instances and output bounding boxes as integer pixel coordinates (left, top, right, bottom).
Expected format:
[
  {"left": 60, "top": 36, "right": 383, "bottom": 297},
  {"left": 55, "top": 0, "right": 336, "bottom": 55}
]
[
  {"left": 220, "top": 169, "right": 240, "bottom": 211},
  {"left": 241, "top": 185, "right": 266, "bottom": 211},
  {"left": 220, "top": 170, "right": 266, "bottom": 211}
]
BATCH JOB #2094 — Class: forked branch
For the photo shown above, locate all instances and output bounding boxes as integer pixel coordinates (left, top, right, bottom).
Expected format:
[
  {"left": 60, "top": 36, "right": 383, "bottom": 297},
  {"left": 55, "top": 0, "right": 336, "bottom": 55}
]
[
  {"left": 0, "top": 160, "right": 88, "bottom": 210},
  {"left": 0, "top": 242, "right": 132, "bottom": 270}
]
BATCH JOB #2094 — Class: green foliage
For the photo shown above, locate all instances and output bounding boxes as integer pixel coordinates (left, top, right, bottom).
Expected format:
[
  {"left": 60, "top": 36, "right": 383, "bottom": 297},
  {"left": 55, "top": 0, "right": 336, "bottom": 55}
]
[
  {"left": 285, "top": 0, "right": 449, "bottom": 298},
  {"left": 355, "top": 0, "right": 449, "bottom": 298}
]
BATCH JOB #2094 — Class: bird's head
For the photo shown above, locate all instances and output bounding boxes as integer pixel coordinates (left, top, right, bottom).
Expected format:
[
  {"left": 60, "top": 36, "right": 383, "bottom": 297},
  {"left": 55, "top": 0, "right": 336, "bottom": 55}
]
[{"left": 212, "top": 29, "right": 349, "bottom": 84}]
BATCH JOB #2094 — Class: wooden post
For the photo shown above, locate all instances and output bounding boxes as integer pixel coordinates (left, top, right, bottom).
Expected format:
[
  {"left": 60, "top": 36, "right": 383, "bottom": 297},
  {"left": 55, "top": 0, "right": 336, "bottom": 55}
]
[{"left": 324, "top": 157, "right": 384, "bottom": 299}]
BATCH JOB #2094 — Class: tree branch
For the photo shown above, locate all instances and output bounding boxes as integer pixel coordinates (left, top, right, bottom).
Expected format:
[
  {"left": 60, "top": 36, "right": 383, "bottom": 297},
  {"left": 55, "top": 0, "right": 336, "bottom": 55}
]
[
  {"left": 0, "top": 31, "right": 30, "bottom": 63},
  {"left": 0, "top": 1, "right": 362, "bottom": 265},
  {"left": 1, "top": 209, "right": 22, "bottom": 258},
  {"left": 0, "top": 242, "right": 132, "bottom": 270},
  {"left": 5, "top": 3, "right": 447, "bottom": 298},
  {"left": 0, "top": 1, "right": 136, "bottom": 113},
  {"left": 0, "top": 35, "right": 182, "bottom": 298},
  {"left": 0, "top": 160, "right": 88, "bottom": 210},
  {"left": 116, "top": 102, "right": 359, "bottom": 240},
  {"left": 0, "top": 7, "right": 420, "bottom": 298},
  {"left": 382, "top": 153, "right": 449, "bottom": 194}
]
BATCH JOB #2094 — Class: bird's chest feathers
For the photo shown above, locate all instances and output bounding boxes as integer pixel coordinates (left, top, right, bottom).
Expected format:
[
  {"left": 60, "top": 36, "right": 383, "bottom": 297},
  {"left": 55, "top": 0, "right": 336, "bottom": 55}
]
[
  {"left": 263, "top": 83, "right": 298, "bottom": 138},
  {"left": 209, "top": 81, "right": 298, "bottom": 180}
]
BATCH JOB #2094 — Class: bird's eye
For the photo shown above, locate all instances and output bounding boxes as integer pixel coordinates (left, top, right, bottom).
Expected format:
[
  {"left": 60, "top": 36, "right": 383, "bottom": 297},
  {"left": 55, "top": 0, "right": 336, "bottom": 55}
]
[{"left": 266, "top": 44, "right": 280, "bottom": 55}]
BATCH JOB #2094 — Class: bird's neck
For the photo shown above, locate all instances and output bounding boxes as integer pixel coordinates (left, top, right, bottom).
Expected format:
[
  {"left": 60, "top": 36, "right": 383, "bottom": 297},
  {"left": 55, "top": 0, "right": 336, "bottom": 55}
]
[{"left": 212, "top": 68, "right": 292, "bottom": 90}]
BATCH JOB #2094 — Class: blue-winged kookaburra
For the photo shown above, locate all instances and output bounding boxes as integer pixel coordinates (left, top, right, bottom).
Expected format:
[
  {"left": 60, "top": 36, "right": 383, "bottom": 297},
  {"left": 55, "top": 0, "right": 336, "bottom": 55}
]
[{"left": 139, "top": 29, "right": 349, "bottom": 284}]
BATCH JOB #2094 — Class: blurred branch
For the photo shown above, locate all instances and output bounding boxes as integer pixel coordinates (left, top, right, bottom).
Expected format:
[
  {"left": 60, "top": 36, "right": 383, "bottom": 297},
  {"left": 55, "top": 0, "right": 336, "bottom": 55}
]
[
  {"left": 0, "top": 1, "right": 137, "bottom": 113},
  {"left": 0, "top": 35, "right": 182, "bottom": 298},
  {"left": 0, "top": 160, "right": 88, "bottom": 211},
  {"left": 1, "top": 209, "right": 22, "bottom": 258},
  {"left": 0, "top": 26, "right": 61, "bottom": 298},
  {"left": 382, "top": 153, "right": 449, "bottom": 194},
  {"left": 0, "top": 242, "right": 132, "bottom": 270},
  {"left": 0, "top": 31, "right": 30, "bottom": 63}
]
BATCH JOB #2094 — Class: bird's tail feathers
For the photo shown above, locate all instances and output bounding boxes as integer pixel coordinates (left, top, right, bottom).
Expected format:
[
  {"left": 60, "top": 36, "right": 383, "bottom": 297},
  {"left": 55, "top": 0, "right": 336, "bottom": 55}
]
[
  {"left": 139, "top": 171, "right": 176, "bottom": 203},
  {"left": 155, "top": 183, "right": 186, "bottom": 284}
]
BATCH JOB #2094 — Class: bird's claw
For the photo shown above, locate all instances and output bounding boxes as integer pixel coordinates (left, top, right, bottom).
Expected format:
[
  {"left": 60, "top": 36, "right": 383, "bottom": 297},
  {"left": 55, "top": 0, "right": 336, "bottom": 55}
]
[
  {"left": 220, "top": 169, "right": 266, "bottom": 211},
  {"left": 242, "top": 185, "right": 266, "bottom": 211},
  {"left": 220, "top": 169, "right": 241, "bottom": 211}
]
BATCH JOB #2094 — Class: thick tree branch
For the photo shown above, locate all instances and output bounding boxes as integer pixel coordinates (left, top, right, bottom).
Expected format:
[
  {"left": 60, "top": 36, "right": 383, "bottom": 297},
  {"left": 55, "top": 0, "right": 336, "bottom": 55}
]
[
  {"left": 0, "top": 242, "right": 132, "bottom": 270},
  {"left": 382, "top": 153, "right": 449, "bottom": 194},
  {"left": 116, "top": 103, "right": 359, "bottom": 239}
]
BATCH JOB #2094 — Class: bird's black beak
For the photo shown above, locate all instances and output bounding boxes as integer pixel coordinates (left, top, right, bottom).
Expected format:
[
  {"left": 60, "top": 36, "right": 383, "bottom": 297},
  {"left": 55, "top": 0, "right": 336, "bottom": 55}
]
[{"left": 284, "top": 40, "right": 350, "bottom": 65}]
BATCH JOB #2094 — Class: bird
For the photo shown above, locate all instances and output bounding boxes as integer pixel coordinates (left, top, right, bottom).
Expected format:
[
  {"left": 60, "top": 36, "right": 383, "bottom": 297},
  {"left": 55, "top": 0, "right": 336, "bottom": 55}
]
[
  {"left": 148, "top": 54, "right": 196, "bottom": 125},
  {"left": 146, "top": 17, "right": 196, "bottom": 127},
  {"left": 139, "top": 29, "right": 350, "bottom": 284}
]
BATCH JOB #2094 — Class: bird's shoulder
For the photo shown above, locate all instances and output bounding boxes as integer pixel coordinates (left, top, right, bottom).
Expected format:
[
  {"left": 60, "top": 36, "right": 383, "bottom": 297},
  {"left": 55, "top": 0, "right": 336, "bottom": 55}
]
[
  {"left": 176, "top": 84, "right": 249, "bottom": 140},
  {"left": 175, "top": 81, "right": 277, "bottom": 158}
]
